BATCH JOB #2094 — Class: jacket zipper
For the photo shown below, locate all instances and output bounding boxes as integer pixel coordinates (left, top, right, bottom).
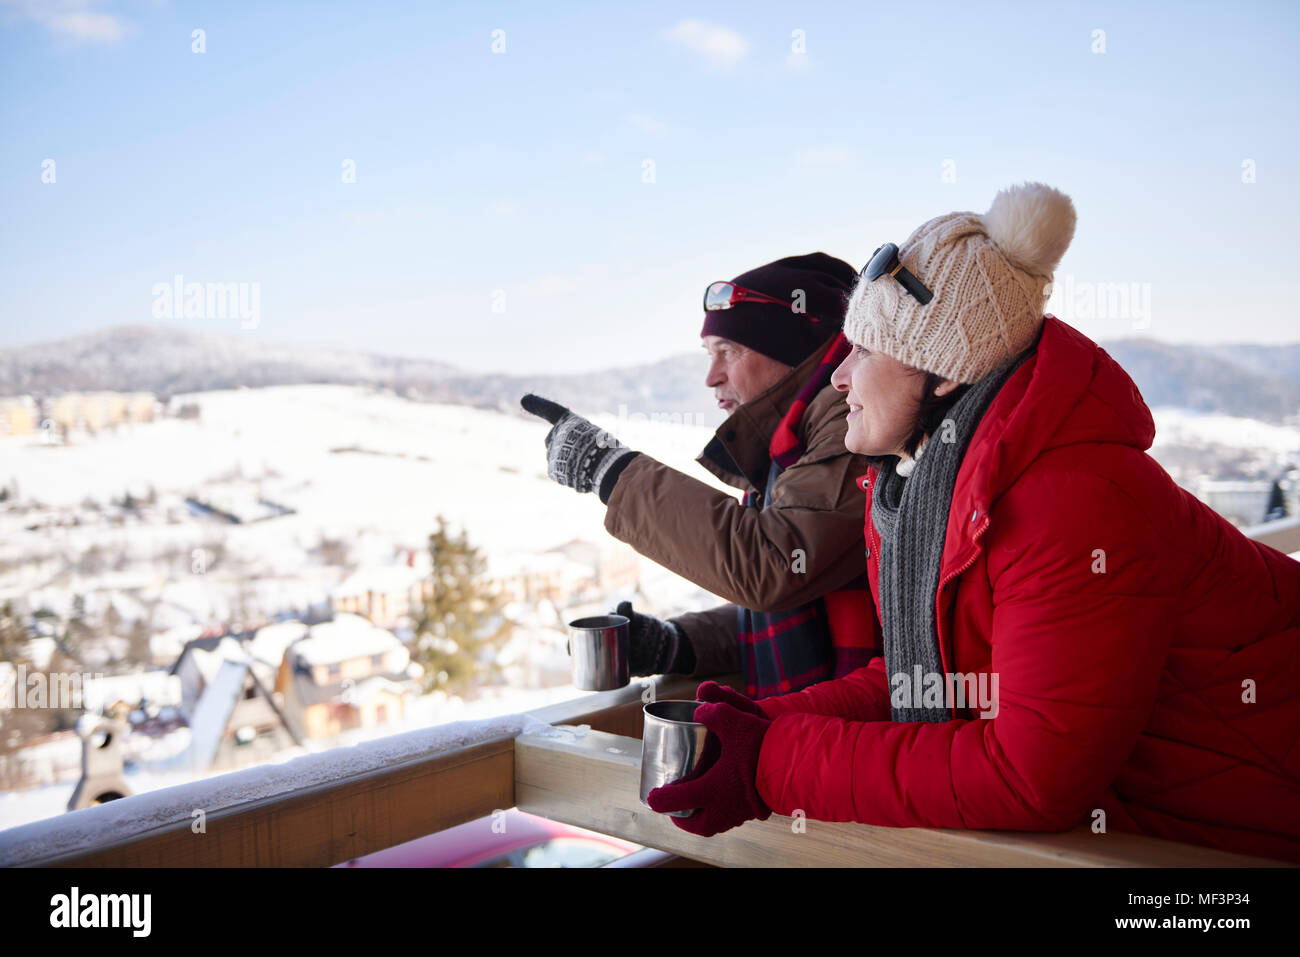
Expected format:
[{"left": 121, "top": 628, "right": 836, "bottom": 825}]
[{"left": 935, "top": 515, "right": 990, "bottom": 717}]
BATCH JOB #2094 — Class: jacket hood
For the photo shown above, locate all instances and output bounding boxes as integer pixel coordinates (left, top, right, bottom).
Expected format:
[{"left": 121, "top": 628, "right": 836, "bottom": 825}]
[{"left": 942, "top": 315, "right": 1156, "bottom": 553}]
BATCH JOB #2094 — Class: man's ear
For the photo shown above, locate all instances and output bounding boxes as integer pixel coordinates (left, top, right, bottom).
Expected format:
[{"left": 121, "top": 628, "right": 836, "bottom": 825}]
[{"left": 933, "top": 378, "right": 962, "bottom": 397}]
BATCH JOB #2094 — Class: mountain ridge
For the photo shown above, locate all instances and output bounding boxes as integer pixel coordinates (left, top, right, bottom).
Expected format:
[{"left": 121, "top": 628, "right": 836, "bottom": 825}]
[{"left": 2, "top": 324, "right": 1297, "bottom": 425}]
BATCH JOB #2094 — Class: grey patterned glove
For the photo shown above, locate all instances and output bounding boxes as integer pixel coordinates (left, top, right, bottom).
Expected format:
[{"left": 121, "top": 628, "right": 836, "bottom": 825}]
[
  {"left": 616, "top": 601, "right": 687, "bottom": 677},
  {"left": 521, "top": 394, "right": 639, "bottom": 499}
]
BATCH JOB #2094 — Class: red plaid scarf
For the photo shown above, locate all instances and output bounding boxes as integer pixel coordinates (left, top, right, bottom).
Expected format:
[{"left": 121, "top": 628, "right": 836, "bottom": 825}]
[
  {"left": 768, "top": 333, "right": 851, "bottom": 468},
  {"left": 737, "top": 331, "right": 878, "bottom": 698}
]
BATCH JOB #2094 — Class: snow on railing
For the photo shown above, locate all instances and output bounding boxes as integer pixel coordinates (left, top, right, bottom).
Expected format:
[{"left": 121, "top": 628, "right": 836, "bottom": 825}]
[
  {"left": 0, "top": 712, "right": 553, "bottom": 867},
  {"left": 0, "top": 674, "right": 680, "bottom": 867}
]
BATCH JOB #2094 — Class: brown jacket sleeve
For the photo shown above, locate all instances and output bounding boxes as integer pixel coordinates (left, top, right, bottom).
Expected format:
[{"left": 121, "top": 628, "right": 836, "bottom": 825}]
[
  {"left": 667, "top": 603, "right": 739, "bottom": 678},
  {"left": 604, "top": 388, "right": 869, "bottom": 615}
]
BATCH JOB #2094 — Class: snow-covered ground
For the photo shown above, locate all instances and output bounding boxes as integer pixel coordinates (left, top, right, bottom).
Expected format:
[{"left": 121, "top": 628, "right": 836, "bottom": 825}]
[
  {"left": 1149, "top": 407, "right": 1300, "bottom": 457},
  {"left": 1, "top": 384, "right": 729, "bottom": 554},
  {"left": 0, "top": 385, "right": 733, "bottom": 616},
  {"left": 0, "top": 385, "right": 735, "bottom": 834}
]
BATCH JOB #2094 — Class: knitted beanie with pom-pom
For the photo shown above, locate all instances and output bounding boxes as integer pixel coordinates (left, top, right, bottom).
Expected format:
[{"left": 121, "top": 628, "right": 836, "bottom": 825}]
[{"left": 843, "top": 182, "right": 1077, "bottom": 384}]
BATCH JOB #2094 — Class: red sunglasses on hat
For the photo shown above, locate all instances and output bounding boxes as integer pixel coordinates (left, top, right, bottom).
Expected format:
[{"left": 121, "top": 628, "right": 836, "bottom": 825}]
[{"left": 703, "top": 281, "right": 820, "bottom": 322}]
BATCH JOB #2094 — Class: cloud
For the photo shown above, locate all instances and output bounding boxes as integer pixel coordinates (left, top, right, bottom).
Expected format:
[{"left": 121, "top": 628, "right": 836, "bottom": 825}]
[
  {"left": 796, "top": 147, "right": 852, "bottom": 167},
  {"left": 1, "top": 0, "right": 133, "bottom": 44},
  {"left": 666, "top": 19, "right": 747, "bottom": 70},
  {"left": 625, "top": 113, "right": 667, "bottom": 137},
  {"left": 488, "top": 199, "right": 521, "bottom": 218}
]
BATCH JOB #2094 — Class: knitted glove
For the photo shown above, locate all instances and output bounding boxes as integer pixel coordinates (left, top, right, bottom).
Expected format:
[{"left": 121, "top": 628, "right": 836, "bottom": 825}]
[
  {"left": 616, "top": 601, "right": 690, "bottom": 676},
  {"left": 695, "top": 680, "right": 767, "bottom": 719},
  {"left": 521, "top": 394, "right": 640, "bottom": 500},
  {"left": 646, "top": 700, "right": 772, "bottom": 837}
]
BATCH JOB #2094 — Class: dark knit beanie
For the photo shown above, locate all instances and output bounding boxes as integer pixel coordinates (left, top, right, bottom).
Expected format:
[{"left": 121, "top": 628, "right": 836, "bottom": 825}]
[{"left": 700, "top": 252, "right": 858, "bottom": 367}]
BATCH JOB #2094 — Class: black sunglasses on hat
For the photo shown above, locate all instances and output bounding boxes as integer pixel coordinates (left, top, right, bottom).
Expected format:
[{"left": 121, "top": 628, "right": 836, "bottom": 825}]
[{"left": 861, "top": 243, "right": 933, "bottom": 305}]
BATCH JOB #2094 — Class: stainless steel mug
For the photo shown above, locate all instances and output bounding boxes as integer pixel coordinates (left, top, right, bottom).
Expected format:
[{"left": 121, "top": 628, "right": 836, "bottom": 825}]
[
  {"left": 640, "top": 699, "right": 710, "bottom": 818},
  {"left": 566, "top": 614, "right": 630, "bottom": 691}
]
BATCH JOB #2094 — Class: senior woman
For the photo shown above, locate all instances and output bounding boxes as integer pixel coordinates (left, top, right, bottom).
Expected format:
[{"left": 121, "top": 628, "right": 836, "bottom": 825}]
[{"left": 647, "top": 182, "right": 1300, "bottom": 863}]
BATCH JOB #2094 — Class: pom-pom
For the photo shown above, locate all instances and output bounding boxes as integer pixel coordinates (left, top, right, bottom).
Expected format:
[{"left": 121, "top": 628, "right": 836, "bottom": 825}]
[{"left": 981, "top": 182, "right": 1076, "bottom": 276}]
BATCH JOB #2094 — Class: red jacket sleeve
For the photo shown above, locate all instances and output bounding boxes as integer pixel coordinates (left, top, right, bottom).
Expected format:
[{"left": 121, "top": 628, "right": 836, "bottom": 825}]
[
  {"left": 754, "top": 468, "right": 1178, "bottom": 831},
  {"left": 756, "top": 656, "right": 890, "bottom": 722}
]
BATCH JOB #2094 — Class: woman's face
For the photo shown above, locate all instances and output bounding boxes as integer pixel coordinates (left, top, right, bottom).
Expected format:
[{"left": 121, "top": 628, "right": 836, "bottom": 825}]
[{"left": 830, "top": 342, "right": 958, "bottom": 457}]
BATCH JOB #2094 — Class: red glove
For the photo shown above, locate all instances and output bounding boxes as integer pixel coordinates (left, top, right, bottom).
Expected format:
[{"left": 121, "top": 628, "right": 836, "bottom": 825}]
[
  {"left": 645, "top": 699, "right": 772, "bottom": 837},
  {"left": 695, "top": 680, "right": 767, "bottom": 718}
]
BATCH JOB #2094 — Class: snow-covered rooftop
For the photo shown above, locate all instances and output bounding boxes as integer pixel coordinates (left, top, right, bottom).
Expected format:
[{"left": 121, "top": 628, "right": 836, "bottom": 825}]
[
  {"left": 82, "top": 670, "right": 182, "bottom": 710},
  {"left": 248, "top": 619, "right": 308, "bottom": 667},
  {"left": 294, "top": 614, "right": 403, "bottom": 666},
  {"left": 334, "top": 564, "right": 426, "bottom": 598}
]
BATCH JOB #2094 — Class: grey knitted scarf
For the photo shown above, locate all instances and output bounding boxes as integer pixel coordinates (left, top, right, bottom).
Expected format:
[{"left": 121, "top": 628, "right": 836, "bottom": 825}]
[{"left": 872, "top": 348, "right": 1035, "bottom": 722}]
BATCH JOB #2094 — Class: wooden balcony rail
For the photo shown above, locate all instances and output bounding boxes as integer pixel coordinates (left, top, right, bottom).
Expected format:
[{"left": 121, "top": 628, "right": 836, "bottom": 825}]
[
  {"left": 0, "top": 675, "right": 694, "bottom": 868},
  {"left": 514, "top": 724, "right": 1287, "bottom": 868},
  {"left": 1240, "top": 514, "right": 1300, "bottom": 555},
  {"left": 0, "top": 671, "right": 1290, "bottom": 867}
]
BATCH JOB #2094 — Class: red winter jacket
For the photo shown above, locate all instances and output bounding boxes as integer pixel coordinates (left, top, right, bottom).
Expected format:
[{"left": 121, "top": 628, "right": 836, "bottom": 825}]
[{"left": 755, "top": 316, "right": 1300, "bottom": 863}]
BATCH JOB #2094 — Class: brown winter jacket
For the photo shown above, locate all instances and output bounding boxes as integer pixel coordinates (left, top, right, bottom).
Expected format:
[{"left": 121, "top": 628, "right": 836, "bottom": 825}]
[{"left": 603, "top": 337, "right": 872, "bottom": 677}]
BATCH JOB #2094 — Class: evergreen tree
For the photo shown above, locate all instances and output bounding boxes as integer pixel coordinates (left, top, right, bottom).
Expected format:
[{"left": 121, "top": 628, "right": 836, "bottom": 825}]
[
  {"left": 128, "top": 618, "right": 153, "bottom": 667},
  {"left": 0, "top": 602, "right": 26, "bottom": 665},
  {"left": 0, "top": 603, "right": 55, "bottom": 787},
  {"left": 63, "top": 594, "right": 92, "bottom": 663},
  {"left": 414, "top": 516, "right": 510, "bottom": 696}
]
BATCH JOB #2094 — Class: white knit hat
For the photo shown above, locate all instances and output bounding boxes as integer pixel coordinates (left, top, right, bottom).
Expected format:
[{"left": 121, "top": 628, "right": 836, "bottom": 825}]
[{"left": 843, "top": 182, "right": 1077, "bottom": 384}]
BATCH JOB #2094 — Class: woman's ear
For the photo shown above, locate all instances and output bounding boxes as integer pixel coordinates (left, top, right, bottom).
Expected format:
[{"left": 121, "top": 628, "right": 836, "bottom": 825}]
[{"left": 933, "top": 378, "right": 962, "bottom": 397}]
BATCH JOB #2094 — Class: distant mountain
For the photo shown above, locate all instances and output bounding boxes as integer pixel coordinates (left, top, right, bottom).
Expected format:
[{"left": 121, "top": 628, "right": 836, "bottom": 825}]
[
  {"left": 1100, "top": 340, "right": 1300, "bottom": 424},
  {"left": 422, "top": 352, "right": 724, "bottom": 423},
  {"left": 0, "top": 325, "right": 459, "bottom": 398},
  {"left": 1, "top": 324, "right": 1297, "bottom": 425},
  {"left": 438, "top": 337, "right": 1300, "bottom": 426},
  {"left": 1199, "top": 343, "right": 1300, "bottom": 384}
]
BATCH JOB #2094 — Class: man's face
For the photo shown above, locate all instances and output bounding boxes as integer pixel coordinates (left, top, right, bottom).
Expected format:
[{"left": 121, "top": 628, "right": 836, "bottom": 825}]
[{"left": 702, "top": 335, "right": 792, "bottom": 413}]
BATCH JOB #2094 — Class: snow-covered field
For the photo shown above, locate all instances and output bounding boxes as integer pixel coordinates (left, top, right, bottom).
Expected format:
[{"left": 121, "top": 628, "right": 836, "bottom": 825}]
[
  {"left": 1, "top": 384, "right": 730, "bottom": 557},
  {"left": 0, "top": 386, "right": 735, "bottom": 834},
  {"left": 0, "top": 385, "right": 735, "bottom": 622},
  {"left": 1149, "top": 407, "right": 1300, "bottom": 458}
]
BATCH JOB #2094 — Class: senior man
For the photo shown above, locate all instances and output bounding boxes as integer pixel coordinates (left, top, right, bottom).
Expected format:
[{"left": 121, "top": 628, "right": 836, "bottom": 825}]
[{"left": 522, "top": 253, "right": 878, "bottom": 698}]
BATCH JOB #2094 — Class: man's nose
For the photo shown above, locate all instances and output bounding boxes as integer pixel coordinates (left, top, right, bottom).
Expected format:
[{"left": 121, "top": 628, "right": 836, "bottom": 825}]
[{"left": 705, "top": 357, "right": 725, "bottom": 388}]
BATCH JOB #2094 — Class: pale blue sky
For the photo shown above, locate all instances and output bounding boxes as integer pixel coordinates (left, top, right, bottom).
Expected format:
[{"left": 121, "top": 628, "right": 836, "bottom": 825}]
[{"left": 1, "top": 0, "right": 1297, "bottom": 374}]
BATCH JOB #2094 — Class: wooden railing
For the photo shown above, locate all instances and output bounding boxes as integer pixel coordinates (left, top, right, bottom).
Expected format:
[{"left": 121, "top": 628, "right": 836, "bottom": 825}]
[
  {"left": 1240, "top": 514, "right": 1300, "bottom": 555},
  {"left": 0, "top": 672, "right": 1289, "bottom": 867}
]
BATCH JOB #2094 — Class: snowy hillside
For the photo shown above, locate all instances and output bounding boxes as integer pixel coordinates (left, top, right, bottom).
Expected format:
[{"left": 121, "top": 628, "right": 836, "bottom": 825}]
[{"left": 3, "top": 384, "right": 728, "bottom": 547}]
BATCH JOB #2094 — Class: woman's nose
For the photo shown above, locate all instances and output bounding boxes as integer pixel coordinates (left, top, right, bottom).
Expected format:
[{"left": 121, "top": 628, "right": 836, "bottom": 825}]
[{"left": 830, "top": 351, "right": 853, "bottom": 392}]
